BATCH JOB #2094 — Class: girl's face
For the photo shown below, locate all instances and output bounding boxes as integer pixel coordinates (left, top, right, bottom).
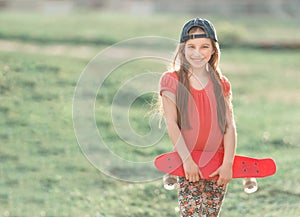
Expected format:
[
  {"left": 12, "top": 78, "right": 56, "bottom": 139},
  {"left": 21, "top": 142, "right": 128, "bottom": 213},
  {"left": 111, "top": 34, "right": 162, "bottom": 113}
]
[{"left": 184, "top": 30, "right": 215, "bottom": 70}]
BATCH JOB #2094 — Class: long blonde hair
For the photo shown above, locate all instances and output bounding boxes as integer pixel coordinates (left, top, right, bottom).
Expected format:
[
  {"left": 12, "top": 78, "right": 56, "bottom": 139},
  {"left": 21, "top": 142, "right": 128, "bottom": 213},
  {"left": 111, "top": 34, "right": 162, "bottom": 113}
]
[{"left": 173, "top": 27, "right": 227, "bottom": 134}]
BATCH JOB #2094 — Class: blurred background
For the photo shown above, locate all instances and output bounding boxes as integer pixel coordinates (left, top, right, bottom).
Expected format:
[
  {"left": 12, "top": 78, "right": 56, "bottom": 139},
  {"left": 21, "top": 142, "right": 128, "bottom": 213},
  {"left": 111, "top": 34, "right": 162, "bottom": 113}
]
[
  {"left": 0, "top": 1, "right": 300, "bottom": 217},
  {"left": 1, "top": 0, "right": 300, "bottom": 17}
]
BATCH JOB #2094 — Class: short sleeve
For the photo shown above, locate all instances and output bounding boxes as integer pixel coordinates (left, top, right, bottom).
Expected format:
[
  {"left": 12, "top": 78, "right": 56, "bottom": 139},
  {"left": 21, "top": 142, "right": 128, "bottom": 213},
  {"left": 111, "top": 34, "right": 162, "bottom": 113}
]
[
  {"left": 220, "top": 76, "right": 231, "bottom": 97},
  {"left": 160, "top": 72, "right": 178, "bottom": 96}
]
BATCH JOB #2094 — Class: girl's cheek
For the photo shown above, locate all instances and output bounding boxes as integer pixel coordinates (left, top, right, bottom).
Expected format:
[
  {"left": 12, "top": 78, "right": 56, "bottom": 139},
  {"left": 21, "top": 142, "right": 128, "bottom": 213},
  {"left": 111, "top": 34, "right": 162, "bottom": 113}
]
[{"left": 185, "top": 48, "right": 193, "bottom": 56}]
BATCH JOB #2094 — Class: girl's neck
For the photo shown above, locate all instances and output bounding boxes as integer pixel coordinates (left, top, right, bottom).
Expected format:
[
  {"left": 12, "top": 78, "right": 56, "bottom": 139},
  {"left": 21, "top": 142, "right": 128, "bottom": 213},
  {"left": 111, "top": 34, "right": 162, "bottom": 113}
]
[
  {"left": 189, "top": 66, "right": 210, "bottom": 90},
  {"left": 190, "top": 66, "right": 208, "bottom": 78}
]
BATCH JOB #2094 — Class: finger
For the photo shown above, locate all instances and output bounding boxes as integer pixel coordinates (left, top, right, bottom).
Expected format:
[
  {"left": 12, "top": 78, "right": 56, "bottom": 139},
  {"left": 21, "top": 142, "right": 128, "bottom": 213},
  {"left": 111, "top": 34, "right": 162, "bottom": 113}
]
[
  {"left": 186, "top": 174, "right": 193, "bottom": 181},
  {"left": 217, "top": 177, "right": 230, "bottom": 186},
  {"left": 217, "top": 178, "right": 223, "bottom": 186},
  {"left": 189, "top": 173, "right": 199, "bottom": 182},
  {"left": 185, "top": 174, "right": 189, "bottom": 181},
  {"left": 198, "top": 169, "right": 203, "bottom": 179},
  {"left": 191, "top": 176, "right": 195, "bottom": 182},
  {"left": 191, "top": 174, "right": 197, "bottom": 182},
  {"left": 209, "top": 169, "right": 219, "bottom": 178}
]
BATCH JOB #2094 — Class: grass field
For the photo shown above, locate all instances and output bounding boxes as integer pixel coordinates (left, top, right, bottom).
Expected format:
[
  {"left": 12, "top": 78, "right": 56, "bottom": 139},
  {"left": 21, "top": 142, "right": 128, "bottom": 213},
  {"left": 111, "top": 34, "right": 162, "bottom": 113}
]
[{"left": 0, "top": 11, "right": 300, "bottom": 217}]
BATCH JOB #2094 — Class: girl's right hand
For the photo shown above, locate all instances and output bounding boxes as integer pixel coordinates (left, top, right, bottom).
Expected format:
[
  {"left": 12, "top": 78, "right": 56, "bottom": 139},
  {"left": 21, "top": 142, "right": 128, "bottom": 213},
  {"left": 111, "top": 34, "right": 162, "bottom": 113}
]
[{"left": 183, "top": 156, "right": 202, "bottom": 182}]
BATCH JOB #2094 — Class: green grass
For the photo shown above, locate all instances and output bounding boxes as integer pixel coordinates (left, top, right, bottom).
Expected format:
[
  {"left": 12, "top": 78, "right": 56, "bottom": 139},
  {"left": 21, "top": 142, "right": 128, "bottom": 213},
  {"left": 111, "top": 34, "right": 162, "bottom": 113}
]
[
  {"left": 0, "top": 11, "right": 300, "bottom": 217},
  {"left": 1, "top": 11, "right": 300, "bottom": 47}
]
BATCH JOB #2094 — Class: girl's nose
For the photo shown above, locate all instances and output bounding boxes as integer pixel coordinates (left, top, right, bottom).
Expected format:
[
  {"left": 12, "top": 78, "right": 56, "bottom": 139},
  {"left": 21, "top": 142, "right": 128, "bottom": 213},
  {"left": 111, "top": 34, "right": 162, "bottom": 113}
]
[{"left": 192, "top": 50, "right": 203, "bottom": 57}]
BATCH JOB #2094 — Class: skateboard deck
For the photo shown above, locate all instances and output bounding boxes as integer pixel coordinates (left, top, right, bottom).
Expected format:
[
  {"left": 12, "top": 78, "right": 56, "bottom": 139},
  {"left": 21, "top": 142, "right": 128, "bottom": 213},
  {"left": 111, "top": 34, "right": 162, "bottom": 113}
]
[{"left": 154, "top": 151, "right": 276, "bottom": 179}]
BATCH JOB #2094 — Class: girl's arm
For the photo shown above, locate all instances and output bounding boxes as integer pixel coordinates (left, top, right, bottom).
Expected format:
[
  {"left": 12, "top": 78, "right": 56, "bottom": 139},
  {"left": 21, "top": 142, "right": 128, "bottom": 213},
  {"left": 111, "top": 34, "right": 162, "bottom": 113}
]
[
  {"left": 209, "top": 95, "right": 237, "bottom": 185},
  {"left": 161, "top": 91, "right": 202, "bottom": 182}
]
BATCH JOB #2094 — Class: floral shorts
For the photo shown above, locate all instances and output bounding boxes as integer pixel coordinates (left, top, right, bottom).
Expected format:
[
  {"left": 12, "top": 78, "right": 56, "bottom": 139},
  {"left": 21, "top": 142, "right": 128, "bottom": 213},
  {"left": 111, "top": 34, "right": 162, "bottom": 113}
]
[{"left": 178, "top": 177, "right": 227, "bottom": 217}]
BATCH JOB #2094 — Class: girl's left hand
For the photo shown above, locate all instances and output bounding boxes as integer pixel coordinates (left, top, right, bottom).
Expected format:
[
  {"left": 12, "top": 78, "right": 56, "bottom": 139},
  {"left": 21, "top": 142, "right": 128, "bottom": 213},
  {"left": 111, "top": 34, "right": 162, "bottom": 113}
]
[{"left": 209, "top": 163, "right": 232, "bottom": 186}]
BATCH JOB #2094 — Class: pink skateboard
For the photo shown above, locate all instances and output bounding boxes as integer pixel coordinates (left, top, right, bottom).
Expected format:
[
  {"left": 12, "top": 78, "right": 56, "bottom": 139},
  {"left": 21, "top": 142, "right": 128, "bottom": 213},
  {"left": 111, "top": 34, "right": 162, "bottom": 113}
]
[{"left": 154, "top": 151, "right": 276, "bottom": 179}]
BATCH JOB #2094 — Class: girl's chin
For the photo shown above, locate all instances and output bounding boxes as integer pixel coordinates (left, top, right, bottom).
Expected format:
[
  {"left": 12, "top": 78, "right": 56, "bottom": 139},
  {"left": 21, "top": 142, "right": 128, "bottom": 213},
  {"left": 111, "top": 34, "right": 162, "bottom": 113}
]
[{"left": 190, "top": 62, "right": 206, "bottom": 69}]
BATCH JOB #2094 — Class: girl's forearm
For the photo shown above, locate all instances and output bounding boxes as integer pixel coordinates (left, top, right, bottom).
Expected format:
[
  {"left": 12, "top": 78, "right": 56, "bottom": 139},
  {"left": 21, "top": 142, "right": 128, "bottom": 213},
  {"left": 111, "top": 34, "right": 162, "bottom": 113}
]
[
  {"left": 222, "top": 94, "right": 237, "bottom": 166},
  {"left": 222, "top": 124, "right": 237, "bottom": 165},
  {"left": 165, "top": 120, "right": 193, "bottom": 161},
  {"left": 162, "top": 93, "right": 193, "bottom": 162}
]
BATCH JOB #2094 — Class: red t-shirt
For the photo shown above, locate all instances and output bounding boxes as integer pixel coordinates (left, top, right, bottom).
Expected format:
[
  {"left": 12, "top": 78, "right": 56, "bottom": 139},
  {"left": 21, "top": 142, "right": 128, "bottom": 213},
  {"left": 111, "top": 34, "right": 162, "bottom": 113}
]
[{"left": 160, "top": 72, "right": 231, "bottom": 153}]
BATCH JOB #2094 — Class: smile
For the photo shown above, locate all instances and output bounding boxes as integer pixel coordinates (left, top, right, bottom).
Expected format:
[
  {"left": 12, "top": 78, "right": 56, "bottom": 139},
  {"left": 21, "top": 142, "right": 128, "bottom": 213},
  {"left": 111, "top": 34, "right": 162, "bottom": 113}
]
[{"left": 191, "top": 58, "right": 205, "bottom": 62}]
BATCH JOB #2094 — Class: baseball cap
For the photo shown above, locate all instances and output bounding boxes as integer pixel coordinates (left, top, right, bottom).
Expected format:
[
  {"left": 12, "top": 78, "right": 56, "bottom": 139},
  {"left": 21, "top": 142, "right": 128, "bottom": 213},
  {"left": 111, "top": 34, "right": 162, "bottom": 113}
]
[{"left": 180, "top": 18, "right": 218, "bottom": 43}]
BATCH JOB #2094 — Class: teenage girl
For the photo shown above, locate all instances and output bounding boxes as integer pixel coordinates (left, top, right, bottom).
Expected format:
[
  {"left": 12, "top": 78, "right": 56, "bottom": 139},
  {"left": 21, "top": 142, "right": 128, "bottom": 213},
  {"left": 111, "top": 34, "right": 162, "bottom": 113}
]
[{"left": 159, "top": 18, "right": 237, "bottom": 216}]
